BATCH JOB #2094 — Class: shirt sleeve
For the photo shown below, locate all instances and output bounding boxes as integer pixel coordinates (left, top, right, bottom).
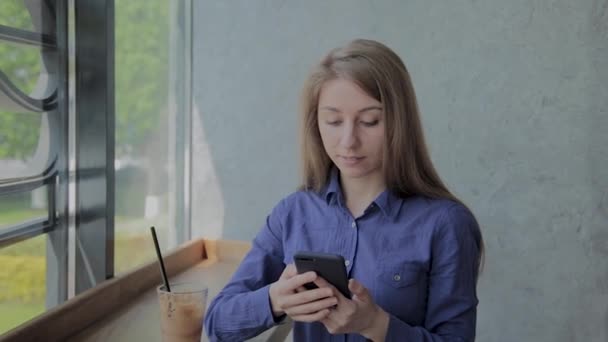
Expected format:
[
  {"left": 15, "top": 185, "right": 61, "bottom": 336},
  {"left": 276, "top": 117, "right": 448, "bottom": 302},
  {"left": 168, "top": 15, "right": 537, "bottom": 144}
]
[
  {"left": 204, "top": 199, "right": 288, "bottom": 341},
  {"left": 383, "top": 204, "right": 482, "bottom": 342}
]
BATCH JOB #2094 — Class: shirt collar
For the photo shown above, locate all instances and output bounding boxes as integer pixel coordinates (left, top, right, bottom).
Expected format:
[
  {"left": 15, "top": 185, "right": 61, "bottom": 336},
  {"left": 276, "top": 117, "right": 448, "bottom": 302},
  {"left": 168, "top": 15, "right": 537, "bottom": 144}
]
[
  {"left": 372, "top": 189, "right": 402, "bottom": 218},
  {"left": 323, "top": 167, "right": 342, "bottom": 206},
  {"left": 323, "top": 167, "right": 403, "bottom": 218}
]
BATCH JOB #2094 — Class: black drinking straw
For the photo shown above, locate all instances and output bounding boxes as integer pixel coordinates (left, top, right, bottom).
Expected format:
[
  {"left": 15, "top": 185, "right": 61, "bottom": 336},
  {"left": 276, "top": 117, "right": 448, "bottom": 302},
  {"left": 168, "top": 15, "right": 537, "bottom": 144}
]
[{"left": 150, "top": 226, "right": 171, "bottom": 292}]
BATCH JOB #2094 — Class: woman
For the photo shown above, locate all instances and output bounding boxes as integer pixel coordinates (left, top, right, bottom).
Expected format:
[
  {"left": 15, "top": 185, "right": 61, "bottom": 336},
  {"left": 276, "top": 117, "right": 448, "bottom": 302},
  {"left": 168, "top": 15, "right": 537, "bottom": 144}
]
[{"left": 204, "top": 39, "right": 483, "bottom": 341}]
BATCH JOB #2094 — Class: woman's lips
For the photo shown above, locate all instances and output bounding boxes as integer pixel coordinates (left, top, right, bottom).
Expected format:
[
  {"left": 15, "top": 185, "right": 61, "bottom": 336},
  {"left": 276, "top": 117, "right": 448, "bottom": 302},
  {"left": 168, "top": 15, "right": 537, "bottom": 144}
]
[{"left": 339, "top": 156, "right": 365, "bottom": 166}]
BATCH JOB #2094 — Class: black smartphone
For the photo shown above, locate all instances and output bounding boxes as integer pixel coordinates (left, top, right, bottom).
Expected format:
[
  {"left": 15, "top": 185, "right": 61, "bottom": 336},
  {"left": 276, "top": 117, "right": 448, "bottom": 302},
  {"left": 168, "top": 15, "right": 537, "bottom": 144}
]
[{"left": 293, "top": 251, "right": 351, "bottom": 299}]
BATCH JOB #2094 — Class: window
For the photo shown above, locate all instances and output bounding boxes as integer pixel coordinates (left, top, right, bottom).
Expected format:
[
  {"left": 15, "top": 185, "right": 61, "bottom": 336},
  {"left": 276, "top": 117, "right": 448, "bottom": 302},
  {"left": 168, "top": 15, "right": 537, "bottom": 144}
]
[
  {"left": 0, "top": 0, "right": 192, "bottom": 334},
  {"left": 0, "top": 42, "right": 47, "bottom": 180},
  {"left": 0, "top": 0, "right": 63, "bottom": 333},
  {"left": 0, "top": 234, "right": 46, "bottom": 334},
  {"left": 113, "top": 0, "right": 192, "bottom": 274}
]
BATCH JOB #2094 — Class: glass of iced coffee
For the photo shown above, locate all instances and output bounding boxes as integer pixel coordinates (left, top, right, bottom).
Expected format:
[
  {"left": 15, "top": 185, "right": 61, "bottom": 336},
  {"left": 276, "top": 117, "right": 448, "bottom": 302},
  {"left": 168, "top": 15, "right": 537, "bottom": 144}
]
[{"left": 157, "top": 283, "right": 208, "bottom": 342}]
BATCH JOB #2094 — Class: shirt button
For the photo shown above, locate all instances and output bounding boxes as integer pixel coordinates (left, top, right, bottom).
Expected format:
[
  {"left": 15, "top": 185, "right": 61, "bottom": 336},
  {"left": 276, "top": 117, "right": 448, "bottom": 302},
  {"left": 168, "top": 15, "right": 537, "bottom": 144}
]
[
  {"left": 351, "top": 221, "right": 356, "bottom": 228},
  {"left": 393, "top": 274, "right": 401, "bottom": 281},
  {"left": 345, "top": 260, "right": 350, "bottom": 266}
]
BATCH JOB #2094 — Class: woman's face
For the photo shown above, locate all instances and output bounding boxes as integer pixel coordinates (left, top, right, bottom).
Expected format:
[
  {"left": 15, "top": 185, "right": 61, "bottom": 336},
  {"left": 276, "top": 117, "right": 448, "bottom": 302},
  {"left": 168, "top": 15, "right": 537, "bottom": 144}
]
[{"left": 317, "top": 78, "right": 385, "bottom": 183}]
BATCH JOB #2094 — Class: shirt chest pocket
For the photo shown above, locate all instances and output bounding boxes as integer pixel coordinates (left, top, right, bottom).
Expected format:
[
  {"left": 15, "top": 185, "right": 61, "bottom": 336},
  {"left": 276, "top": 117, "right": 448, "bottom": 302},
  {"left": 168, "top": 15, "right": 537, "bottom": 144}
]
[
  {"left": 374, "top": 263, "right": 427, "bottom": 324},
  {"left": 380, "top": 265, "right": 420, "bottom": 289}
]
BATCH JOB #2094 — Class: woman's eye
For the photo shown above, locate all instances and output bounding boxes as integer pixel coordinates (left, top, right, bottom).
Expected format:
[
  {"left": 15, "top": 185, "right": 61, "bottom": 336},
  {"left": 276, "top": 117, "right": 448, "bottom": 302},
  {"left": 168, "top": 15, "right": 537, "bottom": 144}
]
[
  {"left": 326, "top": 121, "right": 341, "bottom": 126},
  {"left": 361, "top": 120, "right": 379, "bottom": 127}
]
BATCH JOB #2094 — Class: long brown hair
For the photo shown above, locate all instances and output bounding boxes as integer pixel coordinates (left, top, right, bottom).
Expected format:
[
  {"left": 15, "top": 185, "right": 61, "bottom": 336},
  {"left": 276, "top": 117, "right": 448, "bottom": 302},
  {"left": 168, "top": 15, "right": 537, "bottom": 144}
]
[{"left": 298, "top": 39, "right": 484, "bottom": 270}]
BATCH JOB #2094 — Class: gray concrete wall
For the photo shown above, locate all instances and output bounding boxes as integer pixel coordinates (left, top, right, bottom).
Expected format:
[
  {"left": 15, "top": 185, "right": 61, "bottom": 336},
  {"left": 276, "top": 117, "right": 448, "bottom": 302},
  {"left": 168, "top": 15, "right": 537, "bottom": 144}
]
[{"left": 191, "top": 1, "right": 608, "bottom": 341}]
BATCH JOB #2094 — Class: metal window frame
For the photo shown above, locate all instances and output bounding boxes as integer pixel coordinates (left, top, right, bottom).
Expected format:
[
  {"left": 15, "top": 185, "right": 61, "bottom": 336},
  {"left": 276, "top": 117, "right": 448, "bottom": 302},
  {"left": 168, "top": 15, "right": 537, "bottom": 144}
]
[
  {"left": 0, "top": 0, "right": 115, "bottom": 305},
  {"left": 0, "top": 24, "right": 56, "bottom": 48},
  {"left": 72, "top": 0, "right": 115, "bottom": 292},
  {"left": 168, "top": 0, "right": 193, "bottom": 247},
  {"left": 0, "top": 0, "right": 70, "bottom": 307},
  {"left": 1, "top": 0, "right": 193, "bottom": 312},
  {"left": 46, "top": 0, "right": 70, "bottom": 307}
]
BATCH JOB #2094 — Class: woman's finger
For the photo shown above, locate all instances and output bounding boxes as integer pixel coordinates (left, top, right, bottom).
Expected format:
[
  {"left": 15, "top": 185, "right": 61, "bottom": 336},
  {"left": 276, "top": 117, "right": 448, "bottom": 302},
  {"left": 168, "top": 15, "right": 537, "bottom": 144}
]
[
  {"left": 313, "top": 276, "right": 347, "bottom": 303},
  {"left": 279, "top": 264, "right": 298, "bottom": 280},
  {"left": 291, "top": 309, "right": 331, "bottom": 323},
  {"left": 281, "top": 287, "right": 334, "bottom": 308},
  {"left": 285, "top": 296, "right": 338, "bottom": 316},
  {"left": 348, "top": 278, "right": 373, "bottom": 303},
  {"left": 284, "top": 271, "right": 318, "bottom": 292}
]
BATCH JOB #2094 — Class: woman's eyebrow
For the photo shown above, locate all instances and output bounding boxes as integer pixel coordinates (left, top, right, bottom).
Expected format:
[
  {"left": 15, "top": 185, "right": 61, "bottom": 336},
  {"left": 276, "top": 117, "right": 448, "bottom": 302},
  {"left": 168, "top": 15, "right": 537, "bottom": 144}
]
[
  {"left": 318, "top": 105, "right": 382, "bottom": 113},
  {"left": 318, "top": 106, "right": 341, "bottom": 112},
  {"left": 357, "top": 105, "right": 383, "bottom": 113}
]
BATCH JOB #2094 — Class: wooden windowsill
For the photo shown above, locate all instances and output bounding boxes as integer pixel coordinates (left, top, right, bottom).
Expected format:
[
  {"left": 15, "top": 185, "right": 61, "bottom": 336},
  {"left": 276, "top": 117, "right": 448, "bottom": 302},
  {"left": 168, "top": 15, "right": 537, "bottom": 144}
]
[{"left": 1, "top": 239, "right": 292, "bottom": 342}]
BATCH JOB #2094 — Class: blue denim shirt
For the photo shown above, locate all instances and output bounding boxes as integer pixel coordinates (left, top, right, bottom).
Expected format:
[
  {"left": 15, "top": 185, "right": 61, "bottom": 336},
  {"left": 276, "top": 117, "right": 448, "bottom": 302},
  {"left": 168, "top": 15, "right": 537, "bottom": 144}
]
[{"left": 205, "top": 171, "right": 481, "bottom": 341}]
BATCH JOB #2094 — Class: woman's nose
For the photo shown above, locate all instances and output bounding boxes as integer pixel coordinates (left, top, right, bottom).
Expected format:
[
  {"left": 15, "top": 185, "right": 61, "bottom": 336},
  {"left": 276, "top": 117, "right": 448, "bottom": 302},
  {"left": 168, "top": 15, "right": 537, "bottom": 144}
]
[{"left": 339, "top": 124, "right": 358, "bottom": 148}]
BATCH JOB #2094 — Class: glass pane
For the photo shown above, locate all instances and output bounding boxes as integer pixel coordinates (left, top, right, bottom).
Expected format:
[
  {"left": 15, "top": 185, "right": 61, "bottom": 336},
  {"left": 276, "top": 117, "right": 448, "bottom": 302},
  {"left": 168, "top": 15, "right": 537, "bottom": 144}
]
[
  {"left": 0, "top": 39, "right": 46, "bottom": 178},
  {"left": 0, "top": 112, "right": 43, "bottom": 172},
  {"left": 0, "top": 2, "right": 53, "bottom": 335},
  {"left": 0, "top": 1, "right": 35, "bottom": 31},
  {"left": 0, "top": 41, "right": 42, "bottom": 94},
  {"left": 0, "top": 188, "right": 47, "bottom": 231},
  {"left": 114, "top": 0, "right": 172, "bottom": 275},
  {"left": 0, "top": 234, "right": 46, "bottom": 334}
]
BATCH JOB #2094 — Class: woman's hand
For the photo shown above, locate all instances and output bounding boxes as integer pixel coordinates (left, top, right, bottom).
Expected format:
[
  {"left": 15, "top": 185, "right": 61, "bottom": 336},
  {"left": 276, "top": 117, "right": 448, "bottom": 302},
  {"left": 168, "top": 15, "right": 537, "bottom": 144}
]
[
  {"left": 317, "top": 277, "right": 390, "bottom": 341},
  {"left": 268, "top": 264, "right": 338, "bottom": 322}
]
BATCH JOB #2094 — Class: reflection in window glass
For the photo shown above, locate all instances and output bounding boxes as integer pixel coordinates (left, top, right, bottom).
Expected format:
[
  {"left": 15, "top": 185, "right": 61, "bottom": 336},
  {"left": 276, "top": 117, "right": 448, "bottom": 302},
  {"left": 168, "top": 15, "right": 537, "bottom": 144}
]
[
  {"left": 0, "top": 1, "right": 51, "bottom": 335},
  {"left": 0, "top": 112, "right": 43, "bottom": 172},
  {"left": 114, "top": 0, "right": 172, "bottom": 274},
  {"left": 0, "top": 39, "right": 45, "bottom": 177},
  {"left": 0, "top": 234, "right": 46, "bottom": 334},
  {"left": 0, "top": 188, "right": 47, "bottom": 231},
  {"left": 0, "top": 1, "right": 35, "bottom": 31},
  {"left": 0, "top": 42, "right": 42, "bottom": 94}
]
